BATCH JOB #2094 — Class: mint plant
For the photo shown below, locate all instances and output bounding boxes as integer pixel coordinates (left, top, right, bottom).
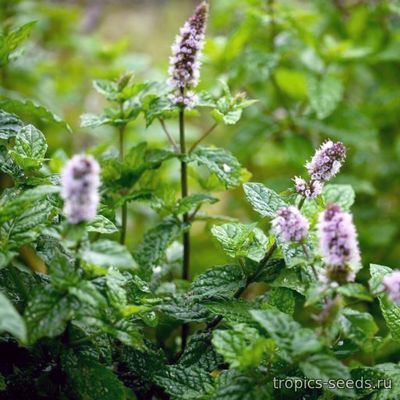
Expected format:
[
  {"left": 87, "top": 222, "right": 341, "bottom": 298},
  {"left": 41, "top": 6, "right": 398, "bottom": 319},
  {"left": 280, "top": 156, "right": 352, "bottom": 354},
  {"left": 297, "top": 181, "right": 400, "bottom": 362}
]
[{"left": 2, "top": 2, "right": 400, "bottom": 400}]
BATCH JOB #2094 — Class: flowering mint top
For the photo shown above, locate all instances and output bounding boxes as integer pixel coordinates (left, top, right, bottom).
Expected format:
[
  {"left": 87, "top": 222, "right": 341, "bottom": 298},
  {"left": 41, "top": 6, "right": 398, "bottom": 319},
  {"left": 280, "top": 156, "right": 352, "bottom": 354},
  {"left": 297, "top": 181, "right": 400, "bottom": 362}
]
[
  {"left": 306, "top": 140, "right": 346, "bottom": 182},
  {"left": 272, "top": 206, "right": 309, "bottom": 243},
  {"left": 318, "top": 204, "right": 360, "bottom": 268},
  {"left": 61, "top": 155, "right": 100, "bottom": 224},
  {"left": 293, "top": 176, "right": 322, "bottom": 200},
  {"left": 383, "top": 271, "right": 400, "bottom": 305},
  {"left": 168, "top": 1, "right": 208, "bottom": 98}
]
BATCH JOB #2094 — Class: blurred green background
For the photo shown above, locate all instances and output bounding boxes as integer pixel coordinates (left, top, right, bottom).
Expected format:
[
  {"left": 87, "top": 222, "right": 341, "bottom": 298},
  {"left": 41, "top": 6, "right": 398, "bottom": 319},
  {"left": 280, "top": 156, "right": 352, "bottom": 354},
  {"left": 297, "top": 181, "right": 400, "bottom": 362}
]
[{"left": 1, "top": 0, "right": 400, "bottom": 277}]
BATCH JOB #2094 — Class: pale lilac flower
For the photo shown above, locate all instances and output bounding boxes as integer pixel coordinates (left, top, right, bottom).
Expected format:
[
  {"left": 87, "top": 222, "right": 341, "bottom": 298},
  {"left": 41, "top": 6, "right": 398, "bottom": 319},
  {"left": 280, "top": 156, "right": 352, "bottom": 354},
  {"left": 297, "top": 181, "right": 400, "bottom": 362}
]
[
  {"left": 318, "top": 204, "right": 360, "bottom": 268},
  {"left": 306, "top": 140, "right": 346, "bottom": 182},
  {"left": 383, "top": 271, "right": 400, "bottom": 304},
  {"left": 61, "top": 155, "right": 100, "bottom": 224},
  {"left": 293, "top": 176, "right": 322, "bottom": 199},
  {"left": 170, "top": 91, "right": 198, "bottom": 109},
  {"left": 168, "top": 1, "right": 208, "bottom": 106},
  {"left": 272, "top": 206, "right": 309, "bottom": 242}
]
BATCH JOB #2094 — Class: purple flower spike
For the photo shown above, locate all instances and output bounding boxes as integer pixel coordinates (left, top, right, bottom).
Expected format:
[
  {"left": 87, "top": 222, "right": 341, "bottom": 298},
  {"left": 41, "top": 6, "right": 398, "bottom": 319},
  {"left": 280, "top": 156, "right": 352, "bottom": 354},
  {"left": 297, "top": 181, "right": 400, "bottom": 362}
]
[
  {"left": 272, "top": 206, "right": 309, "bottom": 243},
  {"left": 293, "top": 176, "right": 322, "bottom": 200},
  {"left": 318, "top": 204, "right": 360, "bottom": 268},
  {"left": 61, "top": 155, "right": 101, "bottom": 224},
  {"left": 383, "top": 271, "right": 400, "bottom": 305},
  {"left": 306, "top": 140, "right": 346, "bottom": 183},
  {"left": 168, "top": 1, "right": 208, "bottom": 106}
]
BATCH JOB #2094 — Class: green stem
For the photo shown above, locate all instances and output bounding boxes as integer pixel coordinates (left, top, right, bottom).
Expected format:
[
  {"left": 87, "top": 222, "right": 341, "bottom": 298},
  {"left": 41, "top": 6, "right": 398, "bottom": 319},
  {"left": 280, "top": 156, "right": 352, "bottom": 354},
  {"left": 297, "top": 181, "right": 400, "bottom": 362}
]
[
  {"left": 179, "top": 107, "right": 190, "bottom": 281},
  {"left": 118, "top": 116, "right": 128, "bottom": 245},
  {"left": 179, "top": 92, "right": 190, "bottom": 352},
  {"left": 188, "top": 122, "right": 218, "bottom": 154}
]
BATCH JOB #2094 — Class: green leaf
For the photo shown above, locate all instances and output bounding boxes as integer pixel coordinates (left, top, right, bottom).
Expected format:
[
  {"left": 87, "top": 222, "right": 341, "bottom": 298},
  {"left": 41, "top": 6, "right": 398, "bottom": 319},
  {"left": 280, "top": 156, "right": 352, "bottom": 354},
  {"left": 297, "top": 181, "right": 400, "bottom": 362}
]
[
  {"left": 205, "top": 300, "right": 254, "bottom": 324},
  {"left": 0, "top": 110, "right": 23, "bottom": 140},
  {"left": 1, "top": 200, "right": 52, "bottom": 248},
  {"left": 93, "top": 79, "right": 119, "bottom": 100},
  {"left": 154, "top": 365, "right": 213, "bottom": 399},
  {"left": 211, "top": 84, "right": 257, "bottom": 125},
  {"left": 159, "top": 294, "right": 211, "bottom": 322},
  {"left": 370, "top": 363, "right": 400, "bottom": 400},
  {"left": 24, "top": 286, "right": 78, "bottom": 344},
  {"left": 337, "top": 283, "right": 373, "bottom": 301},
  {"left": 179, "top": 331, "right": 223, "bottom": 371},
  {"left": 80, "top": 240, "right": 136, "bottom": 272},
  {"left": 212, "top": 324, "right": 267, "bottom": 369},
  {"left": 275, "top": 68, "right": 307, "bottom": 99},
  {"left": 80, "top": 113, "right": 112, "bottom": 128},
  {"left": 211, "top": 369, "right": 273, "bottom": 400},
  {"left": 62, "top": 352, "right": 127, "bottom": 400},
  {"left": 251, "top": 309, "right": 322, "bottom": 361},
  {"left": 189, "top": 264, "right": 246, "bottom": 301},
  {"left": 0, "top": 99, "right": 71, "bottom": 133},
  {"left": 307, "top": 75, "right": 344, "bottom": 119},
  {"left": 87, "top": 215, "right": 119, "bottom": 234},
  {"left": 9, "top": 124, "right": 47, "bottom": 169},
  {"left": 47, "top": 251, "right": 80, "bottom": 289},
  {"left": 323, "top": 184, "right": 355, "bottom": 211},
  {"left": 369, "top": 264, "right": 400, "bottom": 342},
  {"left": 0, "top": 185, "right": 58, "bottom": 225},
  {"left": 299, "top": 354, "right": 354, "bottom": 397},
  {"left": 0, "top": 22, "right": 36, "bottom": 66},
  {"left": 142, "top": 95, "right": 177, "bottom": 127},
  {"left": 135, "top": 219, "right": 183, "bottom": 279},
  {"left": 211, "top": 223, "right": 268, "bottom": 262},
  {"left": 243, "top": 183, "right": 286, "bottom": 218},
  {"left": 369, "top": 264, "right": 392, "bottom": 294},
  {"left": 340, "top": 309, "right": 378, "bottom": 352},
  {"left": 351, "top": 366, "right": 388, "bottom": 397},
  {"left": 0, "top": 291, "right": 26, "bottom": 342},
  {"left": 378, "top": 296, "right": 400, "bottom": 343},
  {"left": 175, "top": 193, "right": 218, "bottom": 215},
  {"left": 267, "top": 287, "right": 296, "bottom": 315},
  {"left": 190, "top": 147, "right": 242, "bottom": 189},
  {"left": 250, "top": 309, "right": 300, "bottom": 360}
]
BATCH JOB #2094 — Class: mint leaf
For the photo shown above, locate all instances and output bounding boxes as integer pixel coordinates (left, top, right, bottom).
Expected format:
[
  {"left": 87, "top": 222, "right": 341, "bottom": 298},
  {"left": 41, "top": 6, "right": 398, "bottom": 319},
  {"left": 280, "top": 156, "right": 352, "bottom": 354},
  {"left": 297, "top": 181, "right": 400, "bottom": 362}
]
[
  {"left": 300, "top": 354, "right": 354, "bottom": 397},
  {"left": 62, "top": 352, "right": 127, "bottom": 400},
  {"left": 189, "top": 264, "right": 246, "bottom": 301},
  {"left": 190, "top": 147, "right": 242, "bottom": 189},
  {"left": 211, "top": 223, "right": 268, "bottom": 262},
  {"left": 0, "top": 110, "right": 23, "bottom": 140},
  {"left": 0, "top": 291, "right": 26, "bottom": 342},
  {"left": 80, "top": 240, "right": 136, "bottom": 272},
  {"left": 307, "top": 75, "right": 343, "bottom": 119},
  {"left": 154, "top": 365, "right": 213, "bottom": 399},
  {"left": 323, "top": 184, "right": 355, "bottom": 211},
  {"left": 243, "top": 183, "right": 286, "bottom": 218},
  {"left": 24, "top": 286, "right": 78, "bottom": 344}
]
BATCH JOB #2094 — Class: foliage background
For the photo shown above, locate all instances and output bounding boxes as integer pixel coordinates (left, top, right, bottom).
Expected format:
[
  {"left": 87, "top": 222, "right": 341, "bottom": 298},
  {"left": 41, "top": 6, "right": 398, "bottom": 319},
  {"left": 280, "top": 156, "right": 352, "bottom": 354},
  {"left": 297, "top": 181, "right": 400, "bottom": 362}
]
[{"left": 2, "top": 0, "right": 400, "bottom": 280}]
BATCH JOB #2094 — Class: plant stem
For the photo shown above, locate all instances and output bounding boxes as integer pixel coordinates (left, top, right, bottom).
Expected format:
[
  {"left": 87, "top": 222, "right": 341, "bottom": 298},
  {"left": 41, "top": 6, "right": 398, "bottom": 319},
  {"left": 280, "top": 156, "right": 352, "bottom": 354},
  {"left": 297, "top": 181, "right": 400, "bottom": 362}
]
[
  {"left": 118, "top": 114, "right": 128, "bottom": 244},
  {"left": 179, "top": 107, "right": 190, "bottom": 281},
  {"left": 160, "top": 119, "right": 179, "bottom": 153},
  {"left": 179, "top": 91, "right": 190, "bottom": 352},
  {"left": 188, "top": 122, "right": 218, "bottom": 154}
]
